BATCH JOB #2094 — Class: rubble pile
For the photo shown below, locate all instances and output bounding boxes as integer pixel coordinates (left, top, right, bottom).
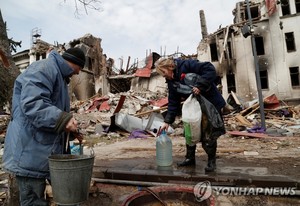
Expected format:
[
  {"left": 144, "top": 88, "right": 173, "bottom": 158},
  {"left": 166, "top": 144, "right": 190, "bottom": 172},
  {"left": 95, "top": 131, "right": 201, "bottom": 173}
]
[
  {"left": 0, "top": 90, "right": 300, "bottom": 141},
  {"left": 0, "top": 91, "right": 299, "bottom": 204},
  {"left": 0, "top": 114, "right": 9, "bottom": 143},
  {"left": 71, "top": 90, "right": 168, "bottom": 127},
  {"left": 0, "top": 91, "right": 299, "bottom": 144},
  {"left": 68, "top": 91, "right": 300, "bottom": 140}
]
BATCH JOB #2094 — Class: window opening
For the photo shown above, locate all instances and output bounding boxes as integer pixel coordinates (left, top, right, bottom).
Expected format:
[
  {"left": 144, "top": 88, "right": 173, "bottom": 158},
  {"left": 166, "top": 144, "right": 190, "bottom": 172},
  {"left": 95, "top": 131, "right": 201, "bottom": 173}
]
[
  {"left": 210, "top": 43, "right": 218, "bottom": 62},
  {"left": 260, "top": 70, "right": 269, "bottom": 89},
  {"left": 226, "top": 71, "right": 236, "bottom": 93},
  {"left": 281, "top": 0, "right": 291, "bottom": 16},
  {"left": 227, "top": 41, "right": 233, "bottom": 59},
  {"left": 255, "top": 36, "right": 265, "bottom": 55},
  {"left": 285, "top": 32, "right": 296, "bottom": 52},
  {"left": 245, "top": 5, "right": 259, "bottom": 20},
  {"left": 296, "top": 0, "right": 300, "bottom": 13},
  {"left": 289, "top": 66, "right": 300, "bottom": 87}
]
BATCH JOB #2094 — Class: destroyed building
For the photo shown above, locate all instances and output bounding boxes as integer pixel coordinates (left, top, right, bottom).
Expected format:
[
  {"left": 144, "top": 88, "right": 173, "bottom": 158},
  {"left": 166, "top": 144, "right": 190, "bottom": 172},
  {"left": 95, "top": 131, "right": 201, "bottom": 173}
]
[
  {"left": 197, "top": 0, "right": 300, "bottom": 104},
  {"left": 108, "top": 0, "right": 300, "bottom": 106},
  {"left": 12, "top": 0, "right": 300, "bottom": 106},
  {"left": 13, "top": 31, "right": 108, "bottom": 101},
  {"left": 68, "top": 34, "right": 107, "bottom": 100}
]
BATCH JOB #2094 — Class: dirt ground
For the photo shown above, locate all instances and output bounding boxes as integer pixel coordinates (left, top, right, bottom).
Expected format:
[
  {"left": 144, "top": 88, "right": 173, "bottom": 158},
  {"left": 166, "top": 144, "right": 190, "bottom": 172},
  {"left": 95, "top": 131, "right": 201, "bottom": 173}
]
[
  {"left": 4, "top": 109, "right": 296, "bottom": 206},
  {"left": 80, "top": 184, "right": 300, "bottom": 206},
  {"left": 85, "top": 128, "right": 300, "bottom": 180},
  {"left": 73, "top": 127, "right": 300, "bottom": 206}
]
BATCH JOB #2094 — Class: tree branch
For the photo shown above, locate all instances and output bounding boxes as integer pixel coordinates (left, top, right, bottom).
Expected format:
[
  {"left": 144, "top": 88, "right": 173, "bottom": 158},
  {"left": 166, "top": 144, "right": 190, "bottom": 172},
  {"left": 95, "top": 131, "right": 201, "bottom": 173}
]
[{"left": 64, "top": 0, "right": 102, "bottom": 17}]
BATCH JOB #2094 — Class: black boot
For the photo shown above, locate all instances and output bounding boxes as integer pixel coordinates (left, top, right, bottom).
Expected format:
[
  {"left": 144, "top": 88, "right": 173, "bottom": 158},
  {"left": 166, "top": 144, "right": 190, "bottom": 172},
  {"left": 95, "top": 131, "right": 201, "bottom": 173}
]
[
  {"left": 177, "top": 145, "right": 196, "bottom": 167},
  {"left": 205, "top": 156, "right": 216, "bottom": 172},
  {"left": 202, "top": 140, "right": 217, "bottom": 172}
]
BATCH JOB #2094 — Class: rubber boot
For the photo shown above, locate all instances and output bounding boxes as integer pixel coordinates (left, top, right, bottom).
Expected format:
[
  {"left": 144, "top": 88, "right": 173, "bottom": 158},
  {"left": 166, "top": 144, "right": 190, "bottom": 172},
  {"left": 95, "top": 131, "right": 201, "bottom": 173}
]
[
  {"left": 205, "top": 156, "right": 216, "bottom": 172},
  {"left": 202, "top": 141, "right": 217, "bottom": 172},
  {"left": 177, "top": 144, "right": 196, "bottom": 167}
]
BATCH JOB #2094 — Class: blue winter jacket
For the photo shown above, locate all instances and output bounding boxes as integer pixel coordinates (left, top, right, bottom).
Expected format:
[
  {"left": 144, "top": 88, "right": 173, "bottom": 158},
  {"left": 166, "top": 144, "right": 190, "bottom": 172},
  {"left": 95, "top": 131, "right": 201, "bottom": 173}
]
[
  {"left": 164, "top": 59, "right": 226, "bottom": 124},
  {"left": 2, "top": 51, "right": 74, "bottom": 178}
]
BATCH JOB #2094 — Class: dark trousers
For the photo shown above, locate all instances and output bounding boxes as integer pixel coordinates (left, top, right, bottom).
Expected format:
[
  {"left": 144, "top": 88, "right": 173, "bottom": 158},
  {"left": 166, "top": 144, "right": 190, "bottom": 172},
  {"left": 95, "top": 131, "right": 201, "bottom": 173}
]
[
  {"left": 16, "top": 176, "right": 48, "bottom": 206},
  {"left": 202, "top": 139, "right": 217, "bottom": 158}
]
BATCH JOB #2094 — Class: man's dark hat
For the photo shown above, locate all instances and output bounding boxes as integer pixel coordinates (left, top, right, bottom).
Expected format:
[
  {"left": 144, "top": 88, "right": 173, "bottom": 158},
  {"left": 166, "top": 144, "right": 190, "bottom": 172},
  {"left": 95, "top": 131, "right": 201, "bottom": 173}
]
[{"left": 62, "top": 47, "right": 86, "bottom": 68}]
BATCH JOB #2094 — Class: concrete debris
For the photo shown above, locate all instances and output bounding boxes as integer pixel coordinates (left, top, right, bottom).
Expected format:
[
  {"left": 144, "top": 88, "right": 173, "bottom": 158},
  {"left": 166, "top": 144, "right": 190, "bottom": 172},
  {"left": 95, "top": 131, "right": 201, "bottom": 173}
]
[
  {"left": 0, "top": 87, "right": 299, "bottom": 206},
  {"left": 243, "top": 151, "right": 259, "bottom": 156},
  {"left": 0, "top": 92, "right": 299, "bottom": 144}
]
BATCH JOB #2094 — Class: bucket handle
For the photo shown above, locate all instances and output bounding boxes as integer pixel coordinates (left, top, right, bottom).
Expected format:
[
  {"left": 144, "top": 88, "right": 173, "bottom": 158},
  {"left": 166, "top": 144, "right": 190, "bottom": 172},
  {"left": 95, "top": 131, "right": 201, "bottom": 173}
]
[{"left": 89, "top": 147, "right": 95, "bottom": 157}]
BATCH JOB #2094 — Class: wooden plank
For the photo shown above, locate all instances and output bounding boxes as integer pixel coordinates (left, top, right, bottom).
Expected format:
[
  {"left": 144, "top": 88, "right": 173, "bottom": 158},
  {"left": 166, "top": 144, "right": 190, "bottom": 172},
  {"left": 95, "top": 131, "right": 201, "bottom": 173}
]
[
  {"left": 244, "top": 105, "right": 259, "bottom": 117},
  {"left": 134, "top": 106, "right": 168, "bottom": 117},
  {"left": 227, "top": 131, "right": 269, "bottom": 138},
  {"left": 217, "top": 148, "right": 244, "bottom": 153},
  {"left": 235, "top": 114, "right": 252, "bottom": 127},
  {"left": 240, "top": 93, "right": 275, "bottom": 116},
  {"left": 231, "top": 91, "right": 241, "bottom": 105}
]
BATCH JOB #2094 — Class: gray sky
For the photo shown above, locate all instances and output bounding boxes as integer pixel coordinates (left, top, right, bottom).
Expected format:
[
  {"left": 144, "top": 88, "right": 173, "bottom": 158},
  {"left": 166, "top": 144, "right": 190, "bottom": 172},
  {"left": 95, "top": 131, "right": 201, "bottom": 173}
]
[{"left": 2, "top": 0, "right": 241, "bottom": 66}]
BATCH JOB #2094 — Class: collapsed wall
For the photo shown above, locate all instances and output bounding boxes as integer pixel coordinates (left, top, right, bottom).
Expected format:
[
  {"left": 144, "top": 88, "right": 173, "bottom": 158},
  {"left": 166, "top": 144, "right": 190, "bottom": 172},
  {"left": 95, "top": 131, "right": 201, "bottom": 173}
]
[{"left": 67, "top": 34, "right": 107, "bottom": 101}]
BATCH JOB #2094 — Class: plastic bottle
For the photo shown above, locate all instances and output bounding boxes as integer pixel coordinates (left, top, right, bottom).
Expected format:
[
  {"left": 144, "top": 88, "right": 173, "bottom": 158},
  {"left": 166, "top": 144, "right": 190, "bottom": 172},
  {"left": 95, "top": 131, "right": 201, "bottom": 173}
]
[{"left": 156, "top": 130, "right": 173, "bottom": 167}]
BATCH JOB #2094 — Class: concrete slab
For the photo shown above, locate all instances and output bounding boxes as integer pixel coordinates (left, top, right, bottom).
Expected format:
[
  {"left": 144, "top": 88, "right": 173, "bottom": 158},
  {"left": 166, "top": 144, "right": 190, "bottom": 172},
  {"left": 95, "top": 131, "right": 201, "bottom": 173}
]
[{"left": 92, "top": 156, "right": 300, "bottom": 190}]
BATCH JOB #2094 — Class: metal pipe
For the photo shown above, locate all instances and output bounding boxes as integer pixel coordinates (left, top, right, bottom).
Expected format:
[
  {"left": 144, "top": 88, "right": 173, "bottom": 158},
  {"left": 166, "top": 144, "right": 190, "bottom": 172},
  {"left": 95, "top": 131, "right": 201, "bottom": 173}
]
[
  {"left": 92, "top": 178, "right": 178, "bottom": 187},
  {"left": 246, "top": 0, "right": 266, "bottom": 129},
  {"left": 92, "top": 178, "right": 300, "bottom": 196}
]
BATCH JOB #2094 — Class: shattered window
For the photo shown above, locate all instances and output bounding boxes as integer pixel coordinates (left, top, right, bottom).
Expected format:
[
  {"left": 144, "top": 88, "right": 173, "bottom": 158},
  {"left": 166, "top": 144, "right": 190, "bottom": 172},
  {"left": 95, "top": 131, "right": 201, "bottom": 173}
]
[
  {"left": 228, "top": 42, "right": 232, "bottom": 59},
  {"left": 245, "top": 5, "right": 259, "bottom": 20},
  {"left": 281, "top": 0, "right": 291, "bottom": 16},
  {"left": 224, "top": 42, "right": 232, "bottom": 60},
  {"left": 260, "top": 70, "right": 269, "bottom": 89},
  {"left": 226, "top": 71, "right": 236, "bottom": 93},
  {"left": 296, "top": 0, "right": 300, "bottom": 13},
  {"left": 255, "top": 36, "right": 265, "bottom": 56},
  {"left": 210, "top": 43, "right": 218, "bottom": 62},
  {"left": 289, "top": 67, "right": 300, "bottom": 87},
  {"left": 285, "top": 32, "right": 296, "bottom": 52}
]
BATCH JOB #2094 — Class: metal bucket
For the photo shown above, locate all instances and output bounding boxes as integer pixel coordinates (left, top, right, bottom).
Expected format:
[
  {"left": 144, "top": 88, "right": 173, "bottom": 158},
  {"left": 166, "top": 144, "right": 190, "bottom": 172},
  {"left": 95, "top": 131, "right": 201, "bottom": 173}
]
[{"left": 48, "top": 154, "right": 95, "bottom": 205}]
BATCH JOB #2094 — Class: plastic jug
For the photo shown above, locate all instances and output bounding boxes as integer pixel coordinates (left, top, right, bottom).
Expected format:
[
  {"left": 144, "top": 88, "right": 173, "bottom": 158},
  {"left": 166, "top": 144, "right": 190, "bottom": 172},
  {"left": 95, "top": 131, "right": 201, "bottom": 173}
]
[{"left": 156, "top": 130, "right": 173, "bottom": 167}]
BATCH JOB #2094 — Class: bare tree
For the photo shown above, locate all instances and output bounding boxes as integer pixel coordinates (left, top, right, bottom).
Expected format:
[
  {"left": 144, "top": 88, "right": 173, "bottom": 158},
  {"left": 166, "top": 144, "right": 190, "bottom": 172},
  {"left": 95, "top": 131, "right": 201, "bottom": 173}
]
[
  {"left": 64, "top": 0, "right": 103, "bottom": 17},
  {"left": 0, "top": 11, "right": 20, "bottom": 113},
  {"left": 0, "top": 9, "right": 20, "bottom": 206}
]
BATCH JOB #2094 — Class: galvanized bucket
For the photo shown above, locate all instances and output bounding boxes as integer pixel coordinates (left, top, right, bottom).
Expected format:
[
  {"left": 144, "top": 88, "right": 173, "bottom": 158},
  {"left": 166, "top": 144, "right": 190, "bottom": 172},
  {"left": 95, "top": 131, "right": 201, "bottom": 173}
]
[{"left": 48, "top": 154, "right": 95, "bottom": 205}]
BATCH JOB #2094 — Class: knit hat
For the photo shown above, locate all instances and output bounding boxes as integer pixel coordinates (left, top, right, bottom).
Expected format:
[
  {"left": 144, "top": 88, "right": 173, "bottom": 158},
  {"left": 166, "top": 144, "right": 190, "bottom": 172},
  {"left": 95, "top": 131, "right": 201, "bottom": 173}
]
[{"left": 62, "top": 47, "right": 86, "bottom": 69}]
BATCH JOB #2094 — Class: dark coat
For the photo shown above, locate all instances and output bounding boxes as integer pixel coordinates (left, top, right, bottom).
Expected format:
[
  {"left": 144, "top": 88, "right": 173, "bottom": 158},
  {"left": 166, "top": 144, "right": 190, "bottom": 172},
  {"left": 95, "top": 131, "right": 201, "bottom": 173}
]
[{"left": 164, "top": 58, "right": 226, "bottom": 125}]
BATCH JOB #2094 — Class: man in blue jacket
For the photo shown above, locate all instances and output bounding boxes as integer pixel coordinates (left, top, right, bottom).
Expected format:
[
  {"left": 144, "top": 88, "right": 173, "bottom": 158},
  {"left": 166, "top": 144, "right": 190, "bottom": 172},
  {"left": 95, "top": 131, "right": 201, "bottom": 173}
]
[
  {"left": 2, "top": 47, "right": 86, "bottom": 205},
  {"left": 156, "top": 57, "right": 226, "bottom": 172}
]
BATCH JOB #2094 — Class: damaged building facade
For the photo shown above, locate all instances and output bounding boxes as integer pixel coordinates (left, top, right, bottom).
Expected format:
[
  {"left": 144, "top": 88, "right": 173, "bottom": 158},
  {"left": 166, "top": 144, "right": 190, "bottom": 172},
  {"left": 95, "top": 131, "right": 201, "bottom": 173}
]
[
  {"left": 12, "top": 0, "right": 300, "bottom": 105},
  {"left": 197, "top": 0, "right": 300, "bottom": 104},
  {"left": 13, "top": 32, "right": 108, "bottom": 101}
]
